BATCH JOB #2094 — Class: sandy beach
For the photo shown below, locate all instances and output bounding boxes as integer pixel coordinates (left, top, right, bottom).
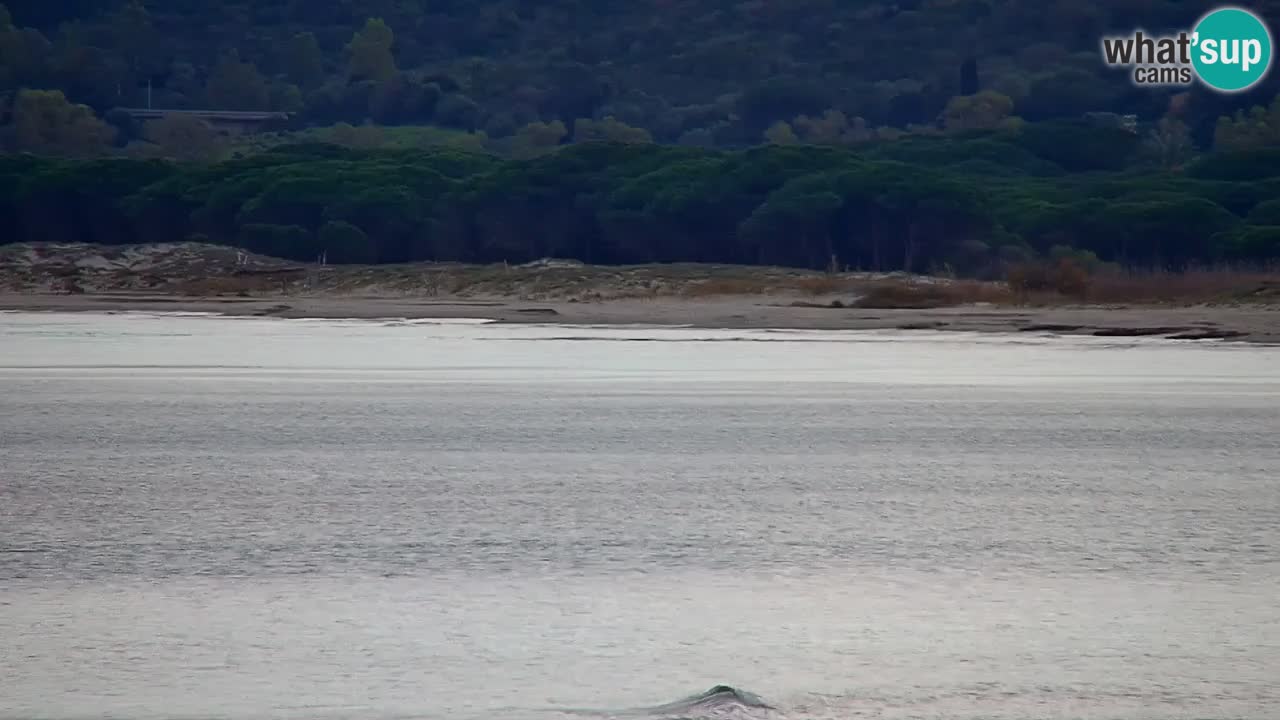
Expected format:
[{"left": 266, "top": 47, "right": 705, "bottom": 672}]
[
  {"left": 3, "top": 243, "right": 1278, "bottom": 343},
  {"left": 3, "top": 292, "right": 1278, "bottom": 343}
]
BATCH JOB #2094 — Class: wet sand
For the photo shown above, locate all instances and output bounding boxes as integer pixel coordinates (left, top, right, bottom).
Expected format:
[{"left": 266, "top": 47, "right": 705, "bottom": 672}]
[{"left": 3, "top": 293, "right": 1278, "bottom": 343}]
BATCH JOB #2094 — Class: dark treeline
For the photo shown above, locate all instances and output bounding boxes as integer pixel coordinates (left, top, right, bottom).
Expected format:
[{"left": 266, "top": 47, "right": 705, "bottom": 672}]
[
  {"left": 5, "top": 124, "right": 1280, "bottom": 273},
  {"left": 3, "top": 0, "right": 1280, "bottom": 153}
]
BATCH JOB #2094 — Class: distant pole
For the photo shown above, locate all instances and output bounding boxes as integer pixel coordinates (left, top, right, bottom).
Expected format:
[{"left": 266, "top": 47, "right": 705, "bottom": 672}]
[{"left": 147, "top": 78, "right": 152, "bottom": 109}]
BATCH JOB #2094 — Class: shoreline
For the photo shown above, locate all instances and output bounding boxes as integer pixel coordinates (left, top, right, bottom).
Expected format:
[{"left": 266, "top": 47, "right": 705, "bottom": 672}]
[{"left": 3, "top": 293, "right": 1278, "bottom": 344}]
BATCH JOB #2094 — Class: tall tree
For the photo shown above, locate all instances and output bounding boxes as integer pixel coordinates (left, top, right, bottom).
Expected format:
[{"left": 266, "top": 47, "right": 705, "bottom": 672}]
[
  {"left": 0, "top": 6, "right": 52, "bottom": 91},
  {"left": 1214, "top": 98, "right": 1280, "bottom": 151},
  {"left": 284, "top": 32, "right": 324, "bottom": 91},
  {"left": 346, "top": 18, "right": 396, "bottom": 84},
  {"left": 205, "top": 50, "right": 270, "bottom": 110},
  {"left": 106, "top": 1, "right": 160, "bottom": 79}
]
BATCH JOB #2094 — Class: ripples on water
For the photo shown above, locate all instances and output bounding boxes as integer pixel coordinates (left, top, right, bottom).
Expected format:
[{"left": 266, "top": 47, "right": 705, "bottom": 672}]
[{"left": 1, "top": 312, "right": 1279, "bottom": 720}]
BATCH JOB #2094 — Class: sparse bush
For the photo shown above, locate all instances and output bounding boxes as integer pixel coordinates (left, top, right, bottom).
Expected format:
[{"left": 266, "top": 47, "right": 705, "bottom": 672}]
[
  {"left": 1006, "top": 262, "right": 1051, "bottom": 298},
  {"left": 1006, "top": 257, "right": 1090, "bottom": 301},
  {"left": 1050, "top": 257, "right": 1089, "bottom": 299}
]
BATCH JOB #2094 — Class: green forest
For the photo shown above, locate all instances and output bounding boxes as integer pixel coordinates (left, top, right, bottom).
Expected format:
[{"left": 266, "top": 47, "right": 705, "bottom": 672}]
[
  {"left": 2, "top": 0, "right": 1280, "bottom": 271},
  {"left": 3, "top": 0, "right": 1280, "bottom": 153},
  {"left": 5, "top": 125, "right": 1280, "bottom": 273}
]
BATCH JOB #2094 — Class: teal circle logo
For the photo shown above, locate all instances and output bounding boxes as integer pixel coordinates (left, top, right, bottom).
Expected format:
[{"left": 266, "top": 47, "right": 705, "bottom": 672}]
[{"left": 1192, "top": 7, "right": 1273, "bottom": 92}]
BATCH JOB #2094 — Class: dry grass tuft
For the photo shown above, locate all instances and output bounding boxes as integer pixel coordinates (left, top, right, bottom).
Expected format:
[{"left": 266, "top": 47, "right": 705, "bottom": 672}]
[
  {"left": 851, "top": 279, "right": 1012, "bottom": 309},
  {"left": 169, "top": 275, "right": 296, "bottom": 296},
  {"left": 680, "top": 273, "right": 865, "bottom": 298},
  {"left": 792, "top": 275, "right": 858, "bottom": 296},
  {"left": 680, "top": 277, "right": 777, "bottom": 297}
]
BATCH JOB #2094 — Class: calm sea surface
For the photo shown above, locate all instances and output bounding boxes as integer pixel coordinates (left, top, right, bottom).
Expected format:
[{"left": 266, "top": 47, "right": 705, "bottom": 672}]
[{"left": 2, "top": 311, "right": 1278, "bottom": 720}]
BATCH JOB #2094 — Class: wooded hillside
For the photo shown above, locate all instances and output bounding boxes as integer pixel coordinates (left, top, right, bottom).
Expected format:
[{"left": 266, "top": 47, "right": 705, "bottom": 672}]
[
  {"left": 3, "top": 0, "right": 1279, "bottom": 152},
  {"left": 3, "top": 1, "right": 1280, "bottom": 272}
]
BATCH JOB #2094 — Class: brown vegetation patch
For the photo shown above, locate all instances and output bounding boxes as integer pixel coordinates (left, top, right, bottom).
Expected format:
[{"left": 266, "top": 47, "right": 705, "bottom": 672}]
[
  {"left": 851, "top": 279, "right": 1012, "bottom": 309},
  {"left": 680, "top": 277, "right": 778, "bottom": 297},
  {"left": 1007, "top": 262, "right": 1280, "bottom": 306},
  {"left": 168, "top": 274, "right": 299, "bottom": 296},
  {"left": 793, "top": 275, "right": 860, "bottom": 296},
  {"left": 1085, "top": 269, "right": 1280, "bottom": 305}
]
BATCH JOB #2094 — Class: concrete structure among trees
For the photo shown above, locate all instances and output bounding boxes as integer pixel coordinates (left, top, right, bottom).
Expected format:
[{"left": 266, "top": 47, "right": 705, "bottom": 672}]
[{"left": 113, "top": 109, "right": 291, "bottom": 135}]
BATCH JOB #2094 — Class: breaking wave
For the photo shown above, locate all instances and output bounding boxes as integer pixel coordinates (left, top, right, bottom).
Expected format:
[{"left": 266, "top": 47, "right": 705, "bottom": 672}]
[
  {"left": 564, "top": 685, "right": 779, "bottom": 720},
  {"left": 639, "top": 685, "right": 774, "bottom": 714}
]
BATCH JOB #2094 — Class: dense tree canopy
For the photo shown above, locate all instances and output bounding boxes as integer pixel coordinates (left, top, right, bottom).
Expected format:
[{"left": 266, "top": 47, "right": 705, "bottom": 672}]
[
  {"left": 4, "top": 128, "right": 1279, "bottom": 271},
  {"left": 2, "top": 0, "right": 1280, "bottom": 148}
]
